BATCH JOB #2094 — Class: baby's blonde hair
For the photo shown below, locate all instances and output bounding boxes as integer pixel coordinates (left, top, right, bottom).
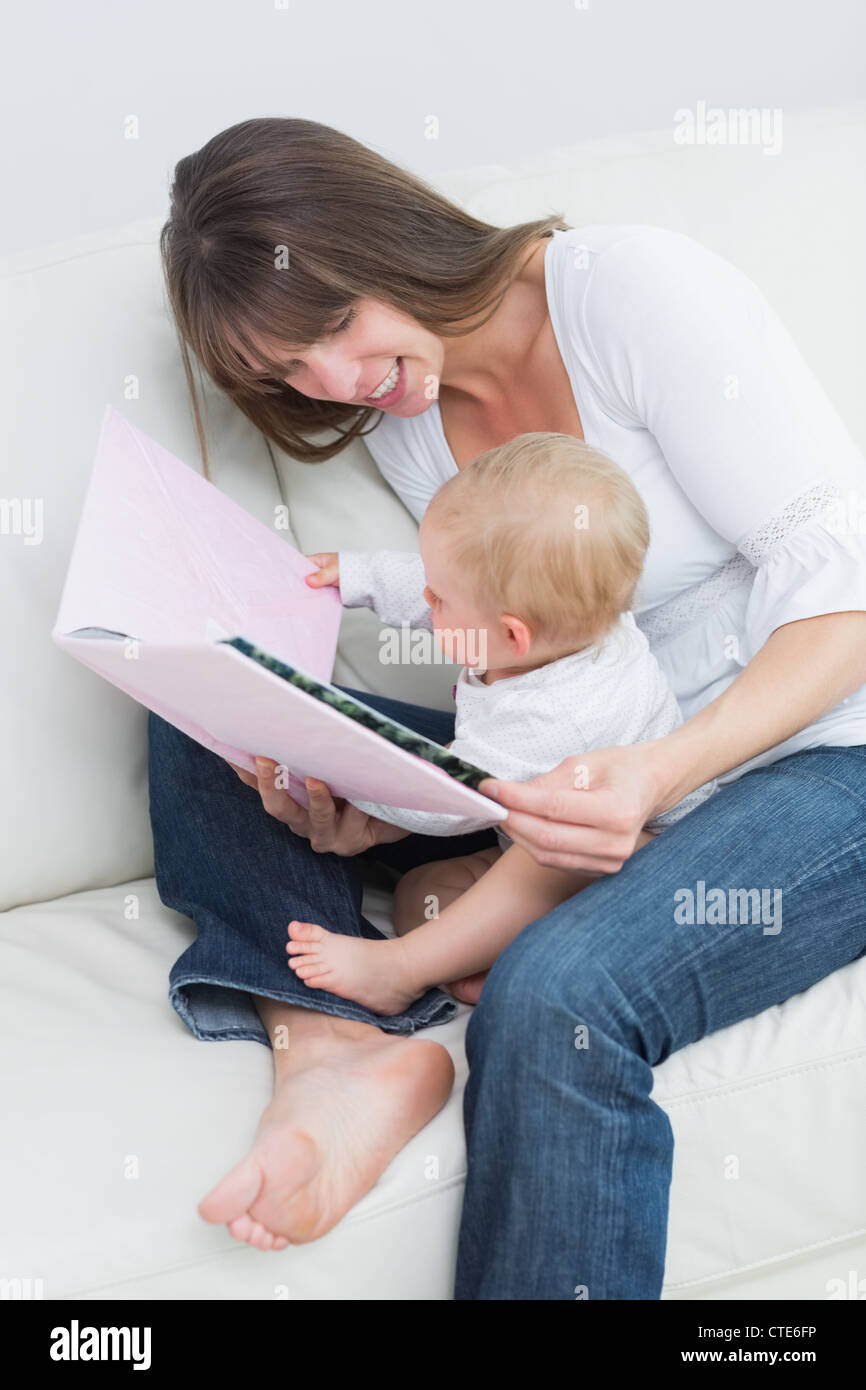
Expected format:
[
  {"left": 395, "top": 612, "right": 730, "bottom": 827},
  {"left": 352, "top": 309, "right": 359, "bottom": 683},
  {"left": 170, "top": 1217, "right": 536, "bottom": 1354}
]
[{"left": 424, "top": 432, "right": 649, "bottom": 647}]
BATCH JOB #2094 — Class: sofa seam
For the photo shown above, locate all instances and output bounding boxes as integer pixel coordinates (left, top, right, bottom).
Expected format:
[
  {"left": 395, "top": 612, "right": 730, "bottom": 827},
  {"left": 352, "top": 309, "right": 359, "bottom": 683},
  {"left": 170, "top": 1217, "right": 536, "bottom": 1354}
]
[
  {"left": 61, "top": 1175, "right": 468, "bottom": 1299},
  {"left": 332, "top": 1172, "right": 467, "bottom": 1228},
  {"left": 657, "top": 1044, "right": 866, "bottom": 1109},
  {"left": 462, "top": 104, "right": 866, "bottom": 210},
  {"left": 0, "top": 238, "right": 160, "bottom": 279},
  {"left": 664, "top": 1224, "right": 866, "bottom": 1292},
  {"left": 57, "top": 1209, "right": 866, "bottom": 1302}
]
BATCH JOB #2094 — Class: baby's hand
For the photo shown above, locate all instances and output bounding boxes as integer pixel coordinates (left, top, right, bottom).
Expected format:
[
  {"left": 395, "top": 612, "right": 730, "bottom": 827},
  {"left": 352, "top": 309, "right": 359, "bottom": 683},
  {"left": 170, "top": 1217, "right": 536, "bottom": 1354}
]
[{"left": 305, "top": 552, "right": 340, "bottom": 588}]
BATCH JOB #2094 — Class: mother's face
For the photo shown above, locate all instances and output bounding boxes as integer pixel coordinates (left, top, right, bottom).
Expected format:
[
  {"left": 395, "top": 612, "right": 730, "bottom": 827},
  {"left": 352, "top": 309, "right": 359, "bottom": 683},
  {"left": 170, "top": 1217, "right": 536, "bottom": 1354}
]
[{"left": 244, "top": 298, "right": 444, "bottom": 417}]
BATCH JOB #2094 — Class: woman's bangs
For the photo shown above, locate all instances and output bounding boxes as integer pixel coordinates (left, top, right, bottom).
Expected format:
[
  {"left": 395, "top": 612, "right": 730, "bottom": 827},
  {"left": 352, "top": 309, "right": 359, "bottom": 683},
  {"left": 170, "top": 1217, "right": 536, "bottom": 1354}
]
[{"left": 196, "top": 281, "right": 349, "bottom": 395}]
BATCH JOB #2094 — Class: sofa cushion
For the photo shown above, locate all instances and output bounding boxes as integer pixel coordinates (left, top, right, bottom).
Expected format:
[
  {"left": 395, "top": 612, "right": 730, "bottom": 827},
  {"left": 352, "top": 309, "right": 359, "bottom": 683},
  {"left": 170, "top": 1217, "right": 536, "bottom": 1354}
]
[
  {"left": 1, "top": 877, "right": 864, "bottom": 1298},
  {"left": 0, "top": 223, "right": 281, "bottom": 911}
]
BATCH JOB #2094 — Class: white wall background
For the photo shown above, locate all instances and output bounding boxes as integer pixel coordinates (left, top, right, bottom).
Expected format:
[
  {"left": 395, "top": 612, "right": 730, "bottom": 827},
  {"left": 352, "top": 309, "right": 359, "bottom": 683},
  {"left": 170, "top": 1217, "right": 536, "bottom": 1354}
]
[{"left": 2, "top": 0, "right": 864, "bottom": 255}]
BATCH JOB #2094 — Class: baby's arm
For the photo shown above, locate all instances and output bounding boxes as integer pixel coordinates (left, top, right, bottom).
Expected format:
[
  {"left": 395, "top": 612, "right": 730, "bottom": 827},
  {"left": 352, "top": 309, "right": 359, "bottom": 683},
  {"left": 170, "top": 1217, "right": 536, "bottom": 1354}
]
[{"left": 306, "top": 549, "right": 433, "bottom": 631}]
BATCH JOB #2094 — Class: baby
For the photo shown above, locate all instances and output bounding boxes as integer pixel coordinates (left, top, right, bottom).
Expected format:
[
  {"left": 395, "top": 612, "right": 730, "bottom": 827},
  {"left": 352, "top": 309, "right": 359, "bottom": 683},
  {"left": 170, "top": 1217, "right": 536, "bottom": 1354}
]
[{"left": 287, "top": 431, "right": 714, "bottom": 1015}]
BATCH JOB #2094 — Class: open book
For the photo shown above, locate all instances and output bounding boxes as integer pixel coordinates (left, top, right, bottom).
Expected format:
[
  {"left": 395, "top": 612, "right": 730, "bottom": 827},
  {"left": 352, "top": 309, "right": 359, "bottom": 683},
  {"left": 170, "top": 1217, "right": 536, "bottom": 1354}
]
[{"left": 52, "top": 407, "right": 506, "bottom": 826}]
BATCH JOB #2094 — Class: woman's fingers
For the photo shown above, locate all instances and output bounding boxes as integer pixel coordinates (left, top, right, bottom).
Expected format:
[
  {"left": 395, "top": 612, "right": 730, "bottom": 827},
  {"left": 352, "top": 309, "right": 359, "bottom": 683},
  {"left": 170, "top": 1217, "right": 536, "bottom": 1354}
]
[
  {"left": 251, "top": 757, "right": 311, "bottom": 833},
  {"left": 501, "top": 808, "right": 634, "bottom": 871},
  {"left": 304, "top": 779, "right": 339, "bottom": 852},
  {"left": 478, "top": 752, "right": 651, "bottom": 872},
  {"left": 480, "top": 776, "right": 638, "bottom": 834},
  {"left": 241, "top": 756, "right": 356, "bottom": 852}
]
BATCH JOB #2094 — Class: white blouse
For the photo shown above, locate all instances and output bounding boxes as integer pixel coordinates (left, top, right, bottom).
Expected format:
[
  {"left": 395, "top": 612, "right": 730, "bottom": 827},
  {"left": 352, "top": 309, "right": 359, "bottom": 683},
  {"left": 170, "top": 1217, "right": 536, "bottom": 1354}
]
[{"left": 361, "top": 225, "right": 866, "bottom": 783}]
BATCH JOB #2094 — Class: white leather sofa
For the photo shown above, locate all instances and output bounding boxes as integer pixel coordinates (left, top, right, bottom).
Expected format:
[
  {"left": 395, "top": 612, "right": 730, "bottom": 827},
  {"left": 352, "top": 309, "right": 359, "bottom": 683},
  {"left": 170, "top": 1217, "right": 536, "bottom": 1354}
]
[{"left": 2, "top": 102, "right": 865, "bottom": 1301}]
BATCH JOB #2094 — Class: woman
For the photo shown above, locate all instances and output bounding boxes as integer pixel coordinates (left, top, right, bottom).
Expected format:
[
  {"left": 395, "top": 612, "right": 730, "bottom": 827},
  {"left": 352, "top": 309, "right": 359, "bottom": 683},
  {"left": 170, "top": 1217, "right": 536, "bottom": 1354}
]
[{"left": 151, "top": 116, "right": 866, "bottom": 1297}]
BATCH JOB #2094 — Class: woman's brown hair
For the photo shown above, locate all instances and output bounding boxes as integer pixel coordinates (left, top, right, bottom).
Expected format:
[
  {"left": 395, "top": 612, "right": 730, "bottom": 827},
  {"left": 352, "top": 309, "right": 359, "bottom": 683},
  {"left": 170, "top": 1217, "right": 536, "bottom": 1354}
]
[{"left": 160, "top": 117, "right": 570, "bottom": 475}]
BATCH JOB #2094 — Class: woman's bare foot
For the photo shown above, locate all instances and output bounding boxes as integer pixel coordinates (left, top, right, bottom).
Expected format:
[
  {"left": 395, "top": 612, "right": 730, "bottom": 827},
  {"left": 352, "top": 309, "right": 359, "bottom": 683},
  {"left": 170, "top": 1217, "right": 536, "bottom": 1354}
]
[
  {"left": 198, "top": 1005, "right": 454, "bottom": 1248},
  {"left": 286, "top": 919, "right": 423, "bottom": 1015}
]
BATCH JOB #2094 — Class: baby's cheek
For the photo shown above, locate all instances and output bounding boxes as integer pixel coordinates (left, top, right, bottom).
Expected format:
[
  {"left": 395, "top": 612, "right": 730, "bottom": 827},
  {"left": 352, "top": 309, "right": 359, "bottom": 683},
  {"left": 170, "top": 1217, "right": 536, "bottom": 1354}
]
[{"left": 437, "top": 625, "right": 487, "bottom": 667}]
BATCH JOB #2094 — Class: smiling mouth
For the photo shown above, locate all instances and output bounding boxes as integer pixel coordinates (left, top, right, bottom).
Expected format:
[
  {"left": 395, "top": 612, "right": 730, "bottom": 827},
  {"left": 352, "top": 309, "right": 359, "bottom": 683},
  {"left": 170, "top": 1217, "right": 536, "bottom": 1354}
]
[{"left": 364, "top": 357, "right": 402, "bottom": 403}]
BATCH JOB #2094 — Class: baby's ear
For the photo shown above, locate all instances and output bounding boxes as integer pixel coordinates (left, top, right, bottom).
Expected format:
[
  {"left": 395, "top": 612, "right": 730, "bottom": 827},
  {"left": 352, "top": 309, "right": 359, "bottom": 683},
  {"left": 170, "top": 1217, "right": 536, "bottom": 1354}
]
[{"left": 501, "top": 613, "right": 533, "bottom": 659}]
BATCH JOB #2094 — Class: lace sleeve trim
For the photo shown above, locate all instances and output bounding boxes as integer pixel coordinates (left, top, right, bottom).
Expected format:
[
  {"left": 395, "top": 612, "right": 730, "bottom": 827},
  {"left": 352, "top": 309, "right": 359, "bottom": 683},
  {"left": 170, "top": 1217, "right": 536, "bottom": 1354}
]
[
  {"left": 637, "top": 483, "right": 850, "bottom": 649},
  {"left": 636, "top": 553, "right": 754, "bottom": 647},
  {"left": 737, "top": 482, "right": 840, "bottom": 565}
]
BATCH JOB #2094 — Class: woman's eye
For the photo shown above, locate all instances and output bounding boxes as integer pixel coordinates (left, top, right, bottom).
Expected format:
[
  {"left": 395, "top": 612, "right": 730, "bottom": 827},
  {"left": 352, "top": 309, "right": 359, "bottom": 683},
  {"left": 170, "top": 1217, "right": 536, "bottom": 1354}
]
[
  {"left": 333, "top": 307, "right": 357, "bottom": 333},
  {"left": 271, "top": 308, "right": 357, "bottom": 381}
]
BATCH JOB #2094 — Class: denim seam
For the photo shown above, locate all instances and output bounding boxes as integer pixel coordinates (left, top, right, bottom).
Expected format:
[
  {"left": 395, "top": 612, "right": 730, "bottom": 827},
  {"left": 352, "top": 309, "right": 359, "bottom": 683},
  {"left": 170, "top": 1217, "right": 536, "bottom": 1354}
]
[
  {"left": 784, "top": 832, "right": 866, "bottom": 895},
  {"left": 170, "top": 973, "right": 455, "bottom": 1035},
  {"left": 750, "top": 754, "right": 866, "bottom": 811},
  {"left": 570, "top": 967, "right": 653, "bottom": 1294},
  {"left": 600, "top": 1033, "right": 628, "bottom": 1297}
]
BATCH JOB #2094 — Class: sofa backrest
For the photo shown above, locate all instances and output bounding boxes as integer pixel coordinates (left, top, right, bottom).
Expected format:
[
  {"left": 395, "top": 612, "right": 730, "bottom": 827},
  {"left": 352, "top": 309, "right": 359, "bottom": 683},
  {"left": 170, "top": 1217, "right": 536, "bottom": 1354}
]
[{"left": 2, "top": 101, "right": 864, "bottom": 910}]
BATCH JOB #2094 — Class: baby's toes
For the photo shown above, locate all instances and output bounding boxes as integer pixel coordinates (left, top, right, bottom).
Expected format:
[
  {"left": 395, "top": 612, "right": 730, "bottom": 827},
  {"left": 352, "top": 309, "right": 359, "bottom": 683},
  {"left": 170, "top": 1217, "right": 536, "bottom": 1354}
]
[
  {"left": 299, "top": 970, "right": 332, "bottom": 991},
  {"left": 290, "top": 960, "right": 325, "bottom": 980},
  {"left": 287, "top": 919, "right": 325, "bottom": 942}
]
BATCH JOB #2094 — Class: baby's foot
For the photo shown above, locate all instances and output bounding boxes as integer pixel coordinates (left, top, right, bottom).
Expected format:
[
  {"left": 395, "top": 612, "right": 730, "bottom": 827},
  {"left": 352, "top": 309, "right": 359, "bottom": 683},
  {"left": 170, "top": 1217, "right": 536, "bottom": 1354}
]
[
  {"left": 445, "top": 970, "right": 489, "bottom": 1005},
  {"left": 286, "top": 921, "right": 423, "bottom": 1016}
]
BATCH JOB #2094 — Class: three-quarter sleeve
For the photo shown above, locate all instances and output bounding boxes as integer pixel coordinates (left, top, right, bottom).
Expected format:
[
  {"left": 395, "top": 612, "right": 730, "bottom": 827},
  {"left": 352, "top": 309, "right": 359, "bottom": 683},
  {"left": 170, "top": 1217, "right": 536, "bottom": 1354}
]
[
  {"left": 338, "top": 550, "right": 433, "bottom": 631},
  {"left": 581, "top": 228, "right": 866, "bottom": 653},
  {"left": 737, "top": 487, "right": 866, "bottom": 661}
]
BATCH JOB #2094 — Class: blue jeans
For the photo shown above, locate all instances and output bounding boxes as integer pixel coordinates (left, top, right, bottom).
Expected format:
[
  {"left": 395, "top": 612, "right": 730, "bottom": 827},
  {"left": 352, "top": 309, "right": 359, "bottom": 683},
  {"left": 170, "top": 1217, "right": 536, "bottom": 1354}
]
[
  {"left": 147, "top": 701, "right": 866, "bottom": 1300},
  {"left": 147, "top": 693, "right": 499, "bottom": 1041}
]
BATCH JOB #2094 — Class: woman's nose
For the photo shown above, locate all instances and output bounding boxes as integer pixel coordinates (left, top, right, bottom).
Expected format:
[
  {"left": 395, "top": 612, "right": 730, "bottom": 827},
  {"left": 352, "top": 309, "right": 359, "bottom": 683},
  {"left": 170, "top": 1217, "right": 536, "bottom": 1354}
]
[{"left": 303, "top": 346, "right": 361, "bottom": 403}]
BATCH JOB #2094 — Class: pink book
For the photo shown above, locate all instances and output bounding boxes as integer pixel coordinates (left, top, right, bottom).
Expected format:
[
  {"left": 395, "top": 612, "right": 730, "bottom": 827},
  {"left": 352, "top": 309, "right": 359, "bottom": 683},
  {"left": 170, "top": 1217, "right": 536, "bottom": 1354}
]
[{"left": 52, "top": 406, "right": 506, "bottom": 825}]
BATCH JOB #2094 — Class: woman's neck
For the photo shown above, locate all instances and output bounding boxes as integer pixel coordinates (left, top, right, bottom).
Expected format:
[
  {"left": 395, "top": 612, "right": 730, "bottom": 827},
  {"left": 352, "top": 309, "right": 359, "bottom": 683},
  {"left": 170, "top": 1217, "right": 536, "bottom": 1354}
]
[{"left": 438, "top": 240, "right": 550, "bottom": 409}]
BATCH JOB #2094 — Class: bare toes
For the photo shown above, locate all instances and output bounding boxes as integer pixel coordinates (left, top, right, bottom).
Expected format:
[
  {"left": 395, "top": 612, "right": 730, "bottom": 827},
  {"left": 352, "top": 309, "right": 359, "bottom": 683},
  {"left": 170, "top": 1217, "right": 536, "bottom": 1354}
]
[
  {"left": 287, "top": 919, "right": 324, "bottom": 942},
  {"left": 248, "top": 1221, "right": 274, "bottom": 1250},
  {"left": 228, "top": 1214, "right": 254, "bottom": 1243},
  {"left": 292, "top": 961, "right": 326, "bottom": 979}
]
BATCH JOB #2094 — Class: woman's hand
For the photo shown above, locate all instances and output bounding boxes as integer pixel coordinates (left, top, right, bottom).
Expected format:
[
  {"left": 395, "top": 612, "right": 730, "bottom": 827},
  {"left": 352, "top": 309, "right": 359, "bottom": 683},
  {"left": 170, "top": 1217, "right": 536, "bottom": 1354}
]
[
  {"left": 305, "top": 552, "right": 340, "bottom": 588},
  {"left": 227, "top": 756, "right": 410, "bottom": 855},
  {"left": 479, "top": 743, "right": 663, "bottom": 874}
]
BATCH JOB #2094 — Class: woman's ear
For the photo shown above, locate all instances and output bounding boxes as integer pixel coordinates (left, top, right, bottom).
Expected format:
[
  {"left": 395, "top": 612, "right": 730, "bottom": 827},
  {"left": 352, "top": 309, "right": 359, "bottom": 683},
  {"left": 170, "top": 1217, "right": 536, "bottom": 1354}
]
[{"left": 500, "top": 613, "right": 533, "bottom": 660}]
